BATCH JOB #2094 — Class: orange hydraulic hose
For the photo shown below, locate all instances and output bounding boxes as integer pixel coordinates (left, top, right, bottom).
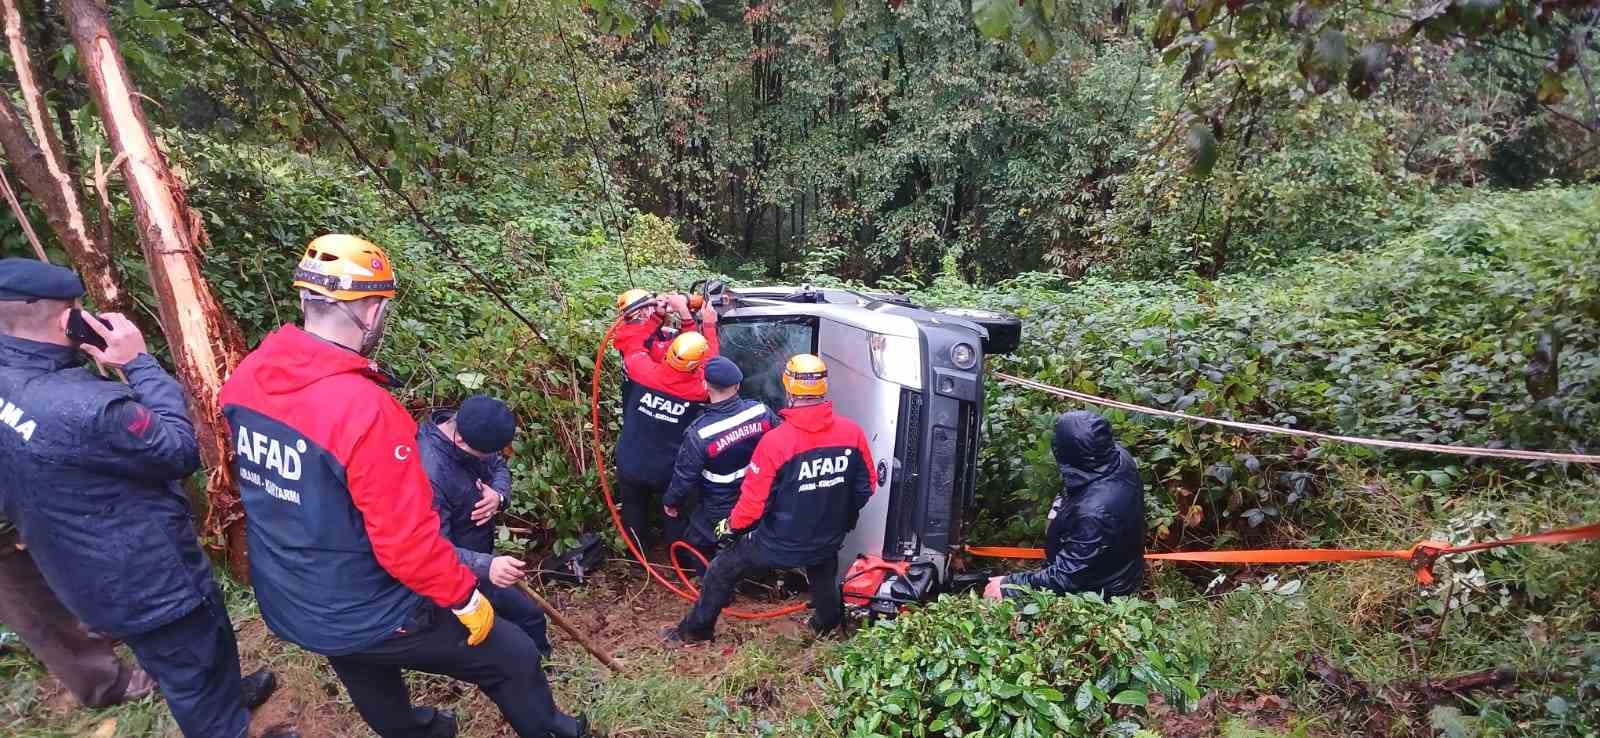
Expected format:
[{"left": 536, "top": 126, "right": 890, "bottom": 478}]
[{"left": 590, "top": 319, "right": 806, "bottom": 620}]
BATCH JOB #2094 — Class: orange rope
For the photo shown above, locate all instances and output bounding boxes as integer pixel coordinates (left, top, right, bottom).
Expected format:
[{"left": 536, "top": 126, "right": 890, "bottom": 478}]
[
  {"left": 964, "top": 521, "right": 1600, "bottom": 585},
  {"left": 590, "top": 320, "right": 806, "bottom": 620}
]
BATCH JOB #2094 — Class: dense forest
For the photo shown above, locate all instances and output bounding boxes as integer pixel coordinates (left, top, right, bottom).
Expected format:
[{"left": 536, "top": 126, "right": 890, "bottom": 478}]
[{"left": 1, "top": 0, "right": 1598, "bottom": 736}]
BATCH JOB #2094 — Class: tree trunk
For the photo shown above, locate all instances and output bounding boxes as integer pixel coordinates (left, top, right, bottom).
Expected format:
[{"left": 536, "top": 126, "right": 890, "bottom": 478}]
[
  {"left": 62, "top": 0, "right": 251, "bottom": 580},
  {"left": 0, "top": 0, "right": 127, "bottom": 312}
]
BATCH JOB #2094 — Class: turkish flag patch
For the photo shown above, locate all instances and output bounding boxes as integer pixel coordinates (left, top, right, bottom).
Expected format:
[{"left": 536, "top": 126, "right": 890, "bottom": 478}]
[{"left": 125, "top": 406, "right": 153, "bottom": 437}]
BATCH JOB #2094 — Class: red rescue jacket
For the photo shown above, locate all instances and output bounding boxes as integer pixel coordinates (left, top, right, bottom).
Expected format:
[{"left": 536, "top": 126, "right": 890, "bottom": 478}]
[
  {"left": 610, "top": 317, "right": 720, "bottom": 486},
  {"left": 220, "top": 325, "right": 475, "bottom": 655},
  {"left": 731, "top": 401, "right": 876, "bottom": 566}
]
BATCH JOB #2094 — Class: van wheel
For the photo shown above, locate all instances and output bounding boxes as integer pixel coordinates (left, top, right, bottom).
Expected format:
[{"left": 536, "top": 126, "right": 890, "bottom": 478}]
[{"left": 932, "top": 307, "right": 1022, "bottom": 355}]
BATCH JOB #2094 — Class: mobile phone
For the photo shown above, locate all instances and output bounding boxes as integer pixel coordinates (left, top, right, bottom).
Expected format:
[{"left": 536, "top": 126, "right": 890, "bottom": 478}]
[{"left": 66, "top": 309, "right": 111, "bottom": 351}]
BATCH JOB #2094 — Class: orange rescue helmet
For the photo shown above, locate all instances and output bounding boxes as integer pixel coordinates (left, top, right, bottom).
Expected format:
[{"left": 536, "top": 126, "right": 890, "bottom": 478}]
[
  {"left": 616, "top": 288, "right": 654, "bottom": 318},
  {"left": 665, "top": 331, "right": 711, "bottom": 373},
  {"left": 783, "top": 353, "right": 829, "bottom": 397},
  {"left": 292, "top": 234, "right": 398, "bottom": 301}
]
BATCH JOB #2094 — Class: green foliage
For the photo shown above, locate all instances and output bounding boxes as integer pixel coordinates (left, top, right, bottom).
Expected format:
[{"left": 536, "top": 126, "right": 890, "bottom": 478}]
[
  {"left": 161, "top": 136, "right": 711, "bottom": 548},
  {"left": 826, "top": 591, "right": 1206, "bottom": 737},
  {"left": 915, "top": 186, "right": 1600, "bottom": 546}
]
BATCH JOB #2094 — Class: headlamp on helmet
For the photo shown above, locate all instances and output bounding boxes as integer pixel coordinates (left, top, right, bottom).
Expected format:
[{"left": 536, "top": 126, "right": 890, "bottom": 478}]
[{"left": 782, "top": 354, "right": 829, "bottom": 398}]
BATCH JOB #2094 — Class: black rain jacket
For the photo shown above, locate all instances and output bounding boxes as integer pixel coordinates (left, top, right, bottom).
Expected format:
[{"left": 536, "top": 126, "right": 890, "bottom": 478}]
[{"left": 1004, "top": 411, "right": 1145, "bottom": 598}]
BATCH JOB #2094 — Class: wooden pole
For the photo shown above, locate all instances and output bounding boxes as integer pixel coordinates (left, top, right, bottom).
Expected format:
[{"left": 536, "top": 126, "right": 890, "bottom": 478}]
[
  {"left": 514, "top": 581, "right": 623, "bottom": 673},
  {"left": 62, "top": 0, "right": 251, "bottom": 579}
]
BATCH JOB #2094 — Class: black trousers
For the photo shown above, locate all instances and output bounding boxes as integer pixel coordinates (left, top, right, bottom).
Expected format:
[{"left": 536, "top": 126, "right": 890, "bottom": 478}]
[
  {"left": 326, "top": 604, "right": 578, "bottom": 738},
  {"left": 483, "top": 583, "right": 552, "bottom": 656},
  {"left": 122, "top": 590, "right": 250, "bottom": 738},
  {"left": 677, "top": 539, "right": 842, "bottom": 640},
  {"left": 618, "top": 476, "right": 687, "bottom": 553}
]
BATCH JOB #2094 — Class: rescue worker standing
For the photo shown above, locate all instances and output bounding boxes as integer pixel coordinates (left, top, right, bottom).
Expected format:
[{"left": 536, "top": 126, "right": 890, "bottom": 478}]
[
  {"left": 220, "top": 236, "right": 587, "bottom": 738},
  {"left": 0, "top": 259, "right": 284, "bottom": 738},
  {"left": 419, "top": 394, "right": 553, "bottom": 657},
  {"left": 611, "top": 293, "right": 719, "bottom": 551},
  {"left": 984, "top": 410, "right": 1145, "bottom": 600},
  {"left": 667, "top": 354, "right": 876, "bottom": 643},
  {"left": 662, "top": 356, "right": 779, "bottom": 574}
]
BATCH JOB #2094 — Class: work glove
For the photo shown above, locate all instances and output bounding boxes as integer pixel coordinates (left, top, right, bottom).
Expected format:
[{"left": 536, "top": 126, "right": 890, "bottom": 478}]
[
  {"left": 451, "top": 589, "right": 496, "bottom": 646},
  {"left": 714, "top": 518, "right": 736, "bottom": 545}
]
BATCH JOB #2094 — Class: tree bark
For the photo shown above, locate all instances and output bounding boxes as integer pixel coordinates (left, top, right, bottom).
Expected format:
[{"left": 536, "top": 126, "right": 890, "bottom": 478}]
[
  {"left": 0, "top": 0, "right": 127, "bottom": 311},
  {"left": 62, "top": 0, "right": 251, "bottom": 580}
]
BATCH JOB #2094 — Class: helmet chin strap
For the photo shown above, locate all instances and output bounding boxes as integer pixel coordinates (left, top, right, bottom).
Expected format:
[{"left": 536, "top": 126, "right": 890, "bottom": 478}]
[{"left": 332, "top": 298, "right": 389, "bottom": 356}]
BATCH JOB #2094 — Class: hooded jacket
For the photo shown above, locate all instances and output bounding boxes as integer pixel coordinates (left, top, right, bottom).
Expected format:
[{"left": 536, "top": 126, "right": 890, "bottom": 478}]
[
  {"left": 664, "top": 396, "right": 780, "bottom": 547},
  {"left": 220, "top": 325, "right": 475, "bottom": 655},
  {"left": 418, "top": 410, "right": 511, "bottom": 578},
  {"left": 1004, "top": 411, "right": 1145, "bottom": 598},
  {"left": 730, "top": 401, "right": 876, "bottom": 567},
  {"left": 611, "top": 317, "right": 719, "bottom": 486},
  {"left": 0, "top": 336, "right": 208, "bottom": 638}
]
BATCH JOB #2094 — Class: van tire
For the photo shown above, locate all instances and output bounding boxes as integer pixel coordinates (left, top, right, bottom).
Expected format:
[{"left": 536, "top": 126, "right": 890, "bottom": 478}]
[{"left": 932, "top": 307, "right": 1022, "bottom": 355}]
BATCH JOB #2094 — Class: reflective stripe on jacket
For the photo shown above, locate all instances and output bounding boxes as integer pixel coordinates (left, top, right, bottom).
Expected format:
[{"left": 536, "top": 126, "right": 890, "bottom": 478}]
[{"left": 664, "top": 397, "right": 779, "bottom": 546}]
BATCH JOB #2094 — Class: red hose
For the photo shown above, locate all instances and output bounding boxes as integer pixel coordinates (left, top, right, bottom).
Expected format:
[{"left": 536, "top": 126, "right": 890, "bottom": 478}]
[{"left": 590, "top": 319, "right": 806, "bottom": 620}]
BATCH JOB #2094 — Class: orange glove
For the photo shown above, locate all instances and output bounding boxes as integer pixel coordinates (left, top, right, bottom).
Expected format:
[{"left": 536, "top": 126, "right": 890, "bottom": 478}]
[{"left": 451, "top": 589, "right": 496, "bottom": 646}]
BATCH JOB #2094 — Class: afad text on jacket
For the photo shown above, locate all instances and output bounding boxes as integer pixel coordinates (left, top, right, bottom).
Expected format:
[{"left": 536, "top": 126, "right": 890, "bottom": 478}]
[
  {"left": 220, "top": 325, "right": 476, "bottom": 656},
  {"left": 610, "top": 314, "right": 719, "bottom": 486},
  {"left": 730, "top": 401, "right": 877, "bottom": 568}
]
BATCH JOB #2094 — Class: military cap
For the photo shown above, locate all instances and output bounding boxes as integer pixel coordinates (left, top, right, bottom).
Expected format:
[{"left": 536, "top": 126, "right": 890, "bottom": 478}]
[{"left": 0, "top": 258, "right": 86, "bottom": 301}]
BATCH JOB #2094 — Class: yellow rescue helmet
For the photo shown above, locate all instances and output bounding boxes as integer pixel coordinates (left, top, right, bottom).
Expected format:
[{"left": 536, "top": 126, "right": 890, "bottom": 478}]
[
  {"left": 616, "top": 288, "right": 654, "bottom": 318},
  {"left": 665, "top": 331, "right": 711, "bottom": 373},
  {"left": 783, "top": 353, "right": 829, "bottom": 397},
  {"left": 292, "top": 234, "right": 398, "bottom": 301}
]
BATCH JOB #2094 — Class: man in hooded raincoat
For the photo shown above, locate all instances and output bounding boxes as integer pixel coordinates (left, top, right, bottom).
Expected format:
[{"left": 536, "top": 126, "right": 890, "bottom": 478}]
[{"left": 986, "top": 410, "right": 1145, "bottom": 599}]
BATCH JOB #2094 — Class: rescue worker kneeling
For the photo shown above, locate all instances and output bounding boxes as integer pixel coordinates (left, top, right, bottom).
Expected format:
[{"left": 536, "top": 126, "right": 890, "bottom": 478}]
[
  {"left": 666, "top": 354, "right": 876, "bottom": 643},
  {"left": 662, "top": 357, "right": 779, "bottom": 575},
  {"left": 985, "top": 410, "right": 1146, "bottom": 600},
  {"left": 220, "top": 236, "right": 587, "bottom": 738},
  {"left": 611, "top": 291, "right": 719, "bottom": 552}
]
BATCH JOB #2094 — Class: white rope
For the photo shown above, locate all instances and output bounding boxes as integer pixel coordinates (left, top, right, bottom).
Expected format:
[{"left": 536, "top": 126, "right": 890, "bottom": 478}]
[{"left": 994, "top": 371, "right": 1600, "bottom": 465}]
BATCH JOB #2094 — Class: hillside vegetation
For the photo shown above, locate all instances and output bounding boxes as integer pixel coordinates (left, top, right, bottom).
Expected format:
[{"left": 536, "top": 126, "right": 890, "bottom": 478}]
[{"left": 0, "top": 0, "right": 1597, "bottom": 736}]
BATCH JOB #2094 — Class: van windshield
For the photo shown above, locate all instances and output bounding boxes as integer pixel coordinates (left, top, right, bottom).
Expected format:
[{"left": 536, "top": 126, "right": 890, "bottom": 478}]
[{"left": 717, "top": 317, "right": 818, "bottom": 411}]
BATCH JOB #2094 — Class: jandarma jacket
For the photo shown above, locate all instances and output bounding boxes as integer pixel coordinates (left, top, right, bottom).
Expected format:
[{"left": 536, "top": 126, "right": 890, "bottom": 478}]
[
  {"left": 0, "top": 336, "right": 210, "bottom": 638},
  {"left": 665, "top": 396, "right": 780, "bottom": 547}
]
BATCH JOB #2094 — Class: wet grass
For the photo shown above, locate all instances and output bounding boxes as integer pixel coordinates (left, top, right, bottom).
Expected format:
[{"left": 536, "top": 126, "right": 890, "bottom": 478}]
[{"left": 3, "top": 474, "right": 1597, "bottom": 737}]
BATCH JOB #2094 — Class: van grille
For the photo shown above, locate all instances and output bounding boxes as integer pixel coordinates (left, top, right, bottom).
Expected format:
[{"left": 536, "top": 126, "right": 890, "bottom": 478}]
[{"left": 886, "top": 388, "right": 924, "bottom": 558}]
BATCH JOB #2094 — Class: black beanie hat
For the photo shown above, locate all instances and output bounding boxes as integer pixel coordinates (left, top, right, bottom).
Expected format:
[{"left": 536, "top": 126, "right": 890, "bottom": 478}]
[{"left": 456, "top": 395, "right": 516, "bottom": 454}]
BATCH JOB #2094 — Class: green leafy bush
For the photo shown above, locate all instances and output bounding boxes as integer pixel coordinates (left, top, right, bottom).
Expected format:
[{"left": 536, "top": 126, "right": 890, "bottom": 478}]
[
  {"left": 913, "top": 185, "right": 1600, "bottom": 547},
  {"left": 826, "top": 591, "right": 1206, "bottom": 737}
]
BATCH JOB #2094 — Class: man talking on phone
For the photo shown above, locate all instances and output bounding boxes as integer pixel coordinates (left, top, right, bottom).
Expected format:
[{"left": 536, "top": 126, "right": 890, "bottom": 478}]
[{"left": 0, "top": 259, "right": 289, "bottom": 738}]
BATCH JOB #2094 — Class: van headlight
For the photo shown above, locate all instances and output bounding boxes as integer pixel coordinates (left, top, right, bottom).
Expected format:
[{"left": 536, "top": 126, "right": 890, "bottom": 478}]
[
  {"left": 868, "top": 333, "right": 923, "bottom": 389},
  {"left": 950, "top": 342, "right": 978, "bottom": 370}
]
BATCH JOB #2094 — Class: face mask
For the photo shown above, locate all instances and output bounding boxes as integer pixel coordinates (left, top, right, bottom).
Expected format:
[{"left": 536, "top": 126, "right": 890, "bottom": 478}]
[
  {"left": 333, "top": 298, "right": 391, "bottom": 357},
  {"left": 358, "top": 299, "right": 390, "bottom": 357}
]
